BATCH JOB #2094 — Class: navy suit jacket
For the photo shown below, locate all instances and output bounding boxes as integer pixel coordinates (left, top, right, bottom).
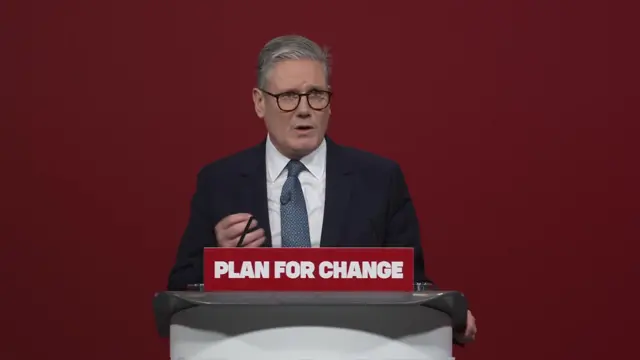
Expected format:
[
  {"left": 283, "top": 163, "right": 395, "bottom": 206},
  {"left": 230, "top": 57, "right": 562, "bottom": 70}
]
[{"left": 167, "top": 137, "right": 432, "bottom": 290}]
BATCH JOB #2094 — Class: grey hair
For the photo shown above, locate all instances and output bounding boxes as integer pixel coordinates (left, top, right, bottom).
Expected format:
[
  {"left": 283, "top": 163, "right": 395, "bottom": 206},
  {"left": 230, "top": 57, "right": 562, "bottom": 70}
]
[{"left": 256, "top": 35, "right": 331, "bottom": 89}]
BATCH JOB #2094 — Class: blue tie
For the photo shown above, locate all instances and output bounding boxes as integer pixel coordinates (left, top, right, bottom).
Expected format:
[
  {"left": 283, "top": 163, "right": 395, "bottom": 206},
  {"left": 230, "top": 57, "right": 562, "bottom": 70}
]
[{"left": 280, "top": 160, "right": 311, "bottom": 247}]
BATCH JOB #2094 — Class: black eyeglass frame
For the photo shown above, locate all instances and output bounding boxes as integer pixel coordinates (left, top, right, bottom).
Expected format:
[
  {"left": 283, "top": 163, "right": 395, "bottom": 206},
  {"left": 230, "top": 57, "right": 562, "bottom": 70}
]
[{"left": 260, "top": 88, "right": 333, "bottom": 112}]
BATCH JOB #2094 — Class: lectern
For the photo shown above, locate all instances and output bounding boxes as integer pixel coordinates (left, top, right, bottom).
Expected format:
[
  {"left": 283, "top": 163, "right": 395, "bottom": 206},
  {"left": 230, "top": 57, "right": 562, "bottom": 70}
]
[{"left": 153, "top": 288, "right": 468, "bottom": 360}]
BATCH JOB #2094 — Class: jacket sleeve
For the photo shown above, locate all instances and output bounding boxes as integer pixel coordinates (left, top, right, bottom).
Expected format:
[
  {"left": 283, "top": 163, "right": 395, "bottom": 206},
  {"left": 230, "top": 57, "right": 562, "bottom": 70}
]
[
  {"left": 383, "top": 163, "right": 436, "bottom": 287},
  {"left": 167, "top": 168, "right": 217, "bottom": 290}
]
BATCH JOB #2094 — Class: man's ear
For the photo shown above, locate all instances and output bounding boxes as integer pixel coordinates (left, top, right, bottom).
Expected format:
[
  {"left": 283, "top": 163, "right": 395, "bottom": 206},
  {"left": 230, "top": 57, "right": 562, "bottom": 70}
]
[
  {"left": 252, "top": 88, "right": 265, "bottom": 118},
  {"left": 327, "top": 85, "right": 332, "bottom": 115}
]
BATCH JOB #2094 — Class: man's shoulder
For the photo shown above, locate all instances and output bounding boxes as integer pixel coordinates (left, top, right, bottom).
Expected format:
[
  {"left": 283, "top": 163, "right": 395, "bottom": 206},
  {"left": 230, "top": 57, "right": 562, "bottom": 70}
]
[
  {"left": 337, "top": 143, "right": 401, "bottom": 174},
  {"left": 198, "top": 142, "right": 263, "bottom": 178},
  {"left": 195, "top": 139, "right": 404, "bottom": 178}
]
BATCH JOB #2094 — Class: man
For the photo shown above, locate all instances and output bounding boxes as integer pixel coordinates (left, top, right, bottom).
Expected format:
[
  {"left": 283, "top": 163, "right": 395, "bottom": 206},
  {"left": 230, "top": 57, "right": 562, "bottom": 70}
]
[{"left": 167, "top": 35, "right": 476, "bottom": 342}]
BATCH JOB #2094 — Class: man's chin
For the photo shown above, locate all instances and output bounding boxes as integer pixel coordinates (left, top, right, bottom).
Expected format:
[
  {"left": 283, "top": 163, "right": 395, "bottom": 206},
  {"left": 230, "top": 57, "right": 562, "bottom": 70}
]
[{"left": 289, "top": 137, "right": 322, "bottom": 156}]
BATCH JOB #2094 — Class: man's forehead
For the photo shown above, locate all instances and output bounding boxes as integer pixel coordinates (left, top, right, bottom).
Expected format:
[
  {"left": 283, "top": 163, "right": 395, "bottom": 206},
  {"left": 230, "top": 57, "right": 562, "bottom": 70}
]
[{"left": 267, "top": 59, "right": 327, "bottom": 91}]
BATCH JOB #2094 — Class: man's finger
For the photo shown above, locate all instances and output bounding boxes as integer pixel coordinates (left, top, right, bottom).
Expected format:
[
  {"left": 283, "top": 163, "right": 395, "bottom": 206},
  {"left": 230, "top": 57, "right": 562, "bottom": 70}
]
[
  {"left": 460, "top": 310, "right": 476, "bottom": 342},
  {"left": 234, "top": 228, "right": 265, "bottom": 247},
  {"left": 465, "top": 319, "right": 476, "bottom": 339},
  {"left": 223, "top": 218, "right": 258, "bottom": 239},
  {"left": 219, "top": 213, "right": 253, "bottom": 229},
  {"left": 465, "top": 327, "right": 476, "bottom": 339},
  {"left": 243, "top": 236, "right": 266, "bottom": 248},
  {"left": 465, "top": 322, "right": 474, "bottom": 337}
]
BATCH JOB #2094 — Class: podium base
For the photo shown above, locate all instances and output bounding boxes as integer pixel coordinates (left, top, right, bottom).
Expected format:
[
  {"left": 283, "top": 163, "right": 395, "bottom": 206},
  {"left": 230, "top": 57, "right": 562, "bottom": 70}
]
[{"left": 170, "top": 304, "right": 453, "bottom": 360}]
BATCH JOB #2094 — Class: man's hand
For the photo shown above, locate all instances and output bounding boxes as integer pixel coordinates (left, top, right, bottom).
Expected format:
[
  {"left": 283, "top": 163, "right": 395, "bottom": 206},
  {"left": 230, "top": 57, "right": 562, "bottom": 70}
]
[
  {"left": 214, "top": 213, "right": 265, "bottom": 248},
  {"left": 462, "top": 310, "right": 477, "bottom": 342}
]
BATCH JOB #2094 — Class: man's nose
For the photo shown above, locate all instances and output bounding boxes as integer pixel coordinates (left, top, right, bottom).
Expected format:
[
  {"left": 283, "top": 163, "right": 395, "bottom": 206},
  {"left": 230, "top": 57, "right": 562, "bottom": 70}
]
[{"left": 295, "top": 96, "right": 311, "bottom": 117}]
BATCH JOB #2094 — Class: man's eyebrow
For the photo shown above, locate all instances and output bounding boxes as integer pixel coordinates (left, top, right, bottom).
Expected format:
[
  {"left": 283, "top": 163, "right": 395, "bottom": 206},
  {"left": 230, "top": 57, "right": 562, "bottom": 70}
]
[
  {"left": 278, "top": 88, "right": 300, "bottom": 93},
  {"left": 306, "top": 86, "right": 329, "bottom": 92},
  {"left": 277, "top": 86, "right": 328, "bottom": 94}
]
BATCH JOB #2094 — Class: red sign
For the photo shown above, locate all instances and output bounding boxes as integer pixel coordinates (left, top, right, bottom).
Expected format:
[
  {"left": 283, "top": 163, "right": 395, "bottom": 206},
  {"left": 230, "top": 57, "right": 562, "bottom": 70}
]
[{"left": 203, "top": 247, "right": 414, "bottom": 292}]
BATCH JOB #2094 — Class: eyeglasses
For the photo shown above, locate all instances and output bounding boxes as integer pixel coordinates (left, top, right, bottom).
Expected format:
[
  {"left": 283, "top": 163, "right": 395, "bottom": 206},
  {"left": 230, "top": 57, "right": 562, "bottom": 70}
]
[{"left": 261, "top": 89, "right": 332, "bottom": 112}]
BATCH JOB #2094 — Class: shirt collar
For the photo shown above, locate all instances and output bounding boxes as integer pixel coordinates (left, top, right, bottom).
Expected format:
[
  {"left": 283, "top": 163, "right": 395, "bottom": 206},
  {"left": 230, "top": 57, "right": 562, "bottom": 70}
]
[{"left": 265, "top": 134, "right": 327, "bottom": 182}]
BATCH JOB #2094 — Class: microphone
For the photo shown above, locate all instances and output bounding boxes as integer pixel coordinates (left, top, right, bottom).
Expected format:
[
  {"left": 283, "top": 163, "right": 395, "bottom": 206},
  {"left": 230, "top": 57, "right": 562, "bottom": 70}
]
[{"left": 236, "top": 215, "right": 256, "bottom": 247}]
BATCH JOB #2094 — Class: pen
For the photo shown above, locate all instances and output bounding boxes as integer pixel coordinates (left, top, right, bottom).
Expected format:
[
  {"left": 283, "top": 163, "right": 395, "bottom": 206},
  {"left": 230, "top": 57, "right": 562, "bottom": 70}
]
[{"left": 236, "top": 215, "right": 255, "bottom": 247}]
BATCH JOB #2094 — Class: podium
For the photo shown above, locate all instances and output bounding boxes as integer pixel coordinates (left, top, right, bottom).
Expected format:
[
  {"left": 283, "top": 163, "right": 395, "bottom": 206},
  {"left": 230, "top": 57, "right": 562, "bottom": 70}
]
[{"left": 153, "top": 289, "right": 468, "bottom": 360}]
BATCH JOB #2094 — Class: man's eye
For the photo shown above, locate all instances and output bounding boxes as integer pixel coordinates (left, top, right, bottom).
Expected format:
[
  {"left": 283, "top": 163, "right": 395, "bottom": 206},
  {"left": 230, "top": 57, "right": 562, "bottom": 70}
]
[{"left": 309, "top": 91, "right": 326, "bottom": 99}]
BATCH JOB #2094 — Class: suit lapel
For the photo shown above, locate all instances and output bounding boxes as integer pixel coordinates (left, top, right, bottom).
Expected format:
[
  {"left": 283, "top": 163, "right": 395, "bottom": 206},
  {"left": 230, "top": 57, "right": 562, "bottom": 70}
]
[
  {"left": 320, "top": 138, "right": 354, "bottom": 247},
  {"left": 238, "top": 140, "right": 273, "bottom": 247}
]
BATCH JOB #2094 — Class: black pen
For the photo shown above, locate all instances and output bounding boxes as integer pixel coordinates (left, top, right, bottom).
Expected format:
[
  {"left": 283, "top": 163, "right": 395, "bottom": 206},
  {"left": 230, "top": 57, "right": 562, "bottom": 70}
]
[{"left": 236, "top": 215, "right": 255, "bottom": 247}]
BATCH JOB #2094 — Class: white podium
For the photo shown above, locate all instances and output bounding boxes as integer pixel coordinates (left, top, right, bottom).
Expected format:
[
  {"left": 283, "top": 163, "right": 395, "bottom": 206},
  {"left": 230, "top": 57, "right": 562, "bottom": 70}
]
[{"left": 153, "top": 290, "right": 468, "bottom": 360}]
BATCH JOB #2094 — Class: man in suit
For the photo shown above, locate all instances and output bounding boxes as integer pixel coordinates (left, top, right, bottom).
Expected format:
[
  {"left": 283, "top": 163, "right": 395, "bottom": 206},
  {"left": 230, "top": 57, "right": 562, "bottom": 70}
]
[{"left": 167, "top": 34, "right": 476, "bottom": 342}]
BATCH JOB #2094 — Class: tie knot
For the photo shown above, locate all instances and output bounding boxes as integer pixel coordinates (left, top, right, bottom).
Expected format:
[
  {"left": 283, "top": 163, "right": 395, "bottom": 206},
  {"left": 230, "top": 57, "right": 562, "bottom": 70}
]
[{"left": 286, "top": 160, "right": 306, "bottom": 178}]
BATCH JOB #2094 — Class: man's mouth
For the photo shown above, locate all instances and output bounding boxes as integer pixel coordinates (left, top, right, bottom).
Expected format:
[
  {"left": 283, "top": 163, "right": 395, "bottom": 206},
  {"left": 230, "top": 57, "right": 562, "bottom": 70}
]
[{"left": 294, "top": 125, "right": 314, "bottom": 131}]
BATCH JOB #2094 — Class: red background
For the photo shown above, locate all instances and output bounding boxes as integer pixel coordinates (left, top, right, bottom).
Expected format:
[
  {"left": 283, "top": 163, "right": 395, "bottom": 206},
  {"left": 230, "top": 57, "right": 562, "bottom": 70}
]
[{"left": 1, "top": 1, "right": 638, "bottom": 359}]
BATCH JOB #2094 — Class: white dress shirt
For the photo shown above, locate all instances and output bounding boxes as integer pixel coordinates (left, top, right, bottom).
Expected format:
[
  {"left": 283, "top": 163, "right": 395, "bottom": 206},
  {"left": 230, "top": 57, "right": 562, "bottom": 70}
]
[{"left": 266, "top": 135, "right": 326, "bottom": 248}]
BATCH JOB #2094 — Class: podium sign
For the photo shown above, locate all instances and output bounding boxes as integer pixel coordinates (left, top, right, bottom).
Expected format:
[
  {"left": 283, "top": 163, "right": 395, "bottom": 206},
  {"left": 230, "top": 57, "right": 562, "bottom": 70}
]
[{"left": 203, "top": 247, "right": 414, "bottom": 292}]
